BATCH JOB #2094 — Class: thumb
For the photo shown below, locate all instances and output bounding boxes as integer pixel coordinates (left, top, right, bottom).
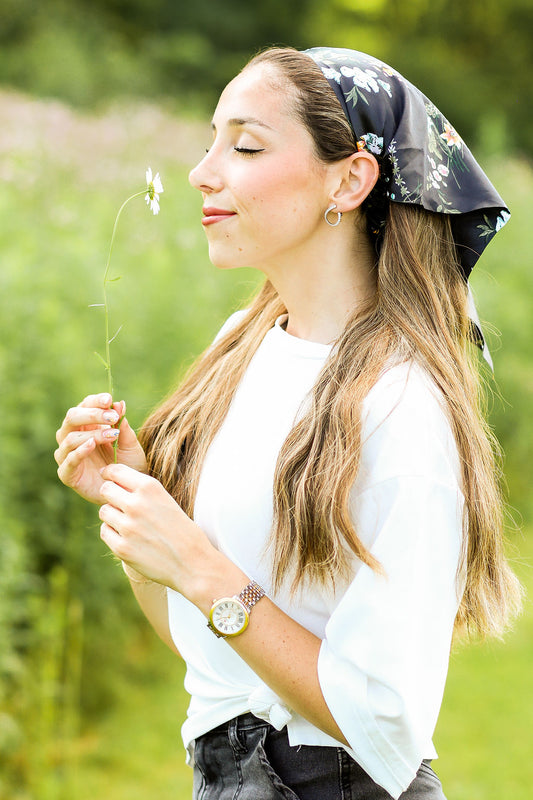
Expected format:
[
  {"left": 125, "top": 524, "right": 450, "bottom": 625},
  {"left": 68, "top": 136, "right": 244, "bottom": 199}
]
[
  {"left": 113, "top": 401, "right": 147, "bottom": 471},
  {"left": 117, "top": 416, "right": 141, "bottom": 451}
]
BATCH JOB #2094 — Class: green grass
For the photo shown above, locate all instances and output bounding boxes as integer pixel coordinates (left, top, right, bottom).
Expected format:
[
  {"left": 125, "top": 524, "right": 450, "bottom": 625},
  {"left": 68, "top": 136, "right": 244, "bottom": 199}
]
[
  {"left": 436, "top": 533, "right": 533, "bottom": 799},
  {"left": 1, "top": 89, "right": 531, "bottom": 799},
  {"left": 72, "top": 630, "right": 193, "bottom": 800}
]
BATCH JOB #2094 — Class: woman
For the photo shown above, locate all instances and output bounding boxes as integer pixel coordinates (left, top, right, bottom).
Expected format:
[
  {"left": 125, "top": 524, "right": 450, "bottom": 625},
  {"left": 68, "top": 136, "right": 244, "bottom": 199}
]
[{"left": 55, "top": 47, "right": 522, "bottom": 799}]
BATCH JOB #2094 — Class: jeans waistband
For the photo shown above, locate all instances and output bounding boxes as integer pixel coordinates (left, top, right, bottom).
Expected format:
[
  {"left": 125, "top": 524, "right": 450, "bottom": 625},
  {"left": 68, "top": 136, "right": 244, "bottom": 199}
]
[{"left": 205, "top": 712, "right": 272, "bottom": 736}]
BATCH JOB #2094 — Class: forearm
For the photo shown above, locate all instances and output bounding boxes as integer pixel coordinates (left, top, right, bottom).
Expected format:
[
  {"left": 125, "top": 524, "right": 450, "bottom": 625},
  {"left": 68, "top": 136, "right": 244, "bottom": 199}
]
[
  {"left": 231, "top": 598, "right": 347, "bottom": 744},
  {"left": 192, "top": 555, "right": 348, "bottom": 746},
  {"left": 97, "top": 463, "right": 345, "bottom": 740},
  {"left": 123, "top": 563, "right": 180, "bottom": 656}
]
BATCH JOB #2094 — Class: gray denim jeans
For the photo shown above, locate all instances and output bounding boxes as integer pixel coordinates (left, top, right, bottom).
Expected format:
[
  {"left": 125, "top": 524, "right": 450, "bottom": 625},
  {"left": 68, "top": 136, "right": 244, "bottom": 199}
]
[{"left": 192, "top": 713, "right": 447, "bottom": 800}]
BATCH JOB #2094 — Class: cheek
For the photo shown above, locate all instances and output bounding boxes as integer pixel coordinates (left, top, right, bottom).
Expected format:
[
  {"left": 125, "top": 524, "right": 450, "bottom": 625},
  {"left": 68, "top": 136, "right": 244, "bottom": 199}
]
[{"left": 238, "top": 160, "right": 324, "bottom": 221}]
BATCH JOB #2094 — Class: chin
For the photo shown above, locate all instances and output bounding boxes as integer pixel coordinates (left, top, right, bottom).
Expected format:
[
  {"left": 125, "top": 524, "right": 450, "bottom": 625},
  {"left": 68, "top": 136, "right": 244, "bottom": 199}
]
[
  {"left": 208, "top": 248, "right": 251, "bottom": 272},
  {"left": 209, "top": 254, "right": 239, "bottom": 271}
]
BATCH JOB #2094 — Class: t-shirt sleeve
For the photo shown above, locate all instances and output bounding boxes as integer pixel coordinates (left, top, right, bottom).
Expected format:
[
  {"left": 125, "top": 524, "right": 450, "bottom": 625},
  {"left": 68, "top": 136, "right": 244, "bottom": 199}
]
[
  {"left": 211, "top": 308, "right": 249, "bottom": 345},
  {"left": 317, "top": 364, "right": 465, "bottom": 799}
]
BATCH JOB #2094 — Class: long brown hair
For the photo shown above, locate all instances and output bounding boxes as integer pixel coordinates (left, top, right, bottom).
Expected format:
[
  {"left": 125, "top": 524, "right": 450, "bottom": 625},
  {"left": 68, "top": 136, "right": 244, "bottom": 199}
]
[{"left": 139, "top": 48, "right": 522, "bottom": 638}]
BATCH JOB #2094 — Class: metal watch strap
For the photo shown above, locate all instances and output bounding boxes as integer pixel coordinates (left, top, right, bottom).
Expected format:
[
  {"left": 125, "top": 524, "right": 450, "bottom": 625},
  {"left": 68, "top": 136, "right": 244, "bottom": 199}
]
[
  {"left": 237, "top": 580, "right": 265, "bottom": 612},
  {"left": 207, "top": 580, "right": 266, "bottom": 639}
]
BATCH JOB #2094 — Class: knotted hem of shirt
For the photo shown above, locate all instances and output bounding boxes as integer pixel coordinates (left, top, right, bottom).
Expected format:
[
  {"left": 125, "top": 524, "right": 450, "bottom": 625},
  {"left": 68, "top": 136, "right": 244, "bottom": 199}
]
[
  {"left": 184, "top": 686, "right": 292, "bottom": 767},
  {"left": 247, "top": 685, "right": 293, "bottom": 730}
]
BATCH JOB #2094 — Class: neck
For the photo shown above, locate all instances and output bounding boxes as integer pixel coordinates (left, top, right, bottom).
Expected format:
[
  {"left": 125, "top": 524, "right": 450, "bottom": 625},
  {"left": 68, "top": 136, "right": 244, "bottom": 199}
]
[{"left": 264, "top": 227, "right": 377, "bottom": 344}]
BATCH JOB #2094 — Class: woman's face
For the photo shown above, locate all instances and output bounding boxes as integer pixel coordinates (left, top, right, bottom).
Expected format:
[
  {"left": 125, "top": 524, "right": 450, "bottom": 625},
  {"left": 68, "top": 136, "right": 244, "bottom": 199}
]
[{"left": 188, "top": 64, "right": 334, "bottom": 274}]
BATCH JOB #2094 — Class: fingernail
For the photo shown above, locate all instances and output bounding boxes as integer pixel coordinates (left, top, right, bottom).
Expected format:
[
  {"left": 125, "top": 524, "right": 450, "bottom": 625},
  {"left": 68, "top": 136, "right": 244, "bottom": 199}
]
[
  {"left": 103, "top": 428, "right": 120, "bottom": 439},
  {"left": 103, "top": 410, "right": 119, "bottom": 423},
  {"left": 99, "top": 393, "right": 112, "bottom": 405}
]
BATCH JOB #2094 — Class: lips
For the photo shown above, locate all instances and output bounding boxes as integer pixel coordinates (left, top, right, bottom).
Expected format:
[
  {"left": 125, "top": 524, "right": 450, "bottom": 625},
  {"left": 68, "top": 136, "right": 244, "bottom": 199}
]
[{"left": 202, "top": 207, "right": 237, "bottom": 226}]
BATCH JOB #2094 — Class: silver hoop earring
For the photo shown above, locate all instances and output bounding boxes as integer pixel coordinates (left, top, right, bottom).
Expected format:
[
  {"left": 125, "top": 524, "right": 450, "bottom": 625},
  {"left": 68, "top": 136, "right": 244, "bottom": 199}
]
[{"left": 324, "top": 204, "right": 342, "bottom": 227}]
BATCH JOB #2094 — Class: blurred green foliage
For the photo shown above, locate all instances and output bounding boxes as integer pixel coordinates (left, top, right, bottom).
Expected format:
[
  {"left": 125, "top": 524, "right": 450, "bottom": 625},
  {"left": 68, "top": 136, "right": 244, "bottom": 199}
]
[
  {"left": 0, "top": 88, "right": 531, "bottom": 798},
  {"left": 0, "top": 94, "right": 260, "bottom": 797},
  {"left": 0, "top": 2, "right": 532, "bottom": 791},
  {"left": 0, "top": 0, "right": 313, "bottom": 109},
  {"left": 310, "top": 0, "right": 533, "bottom": 156},
  {"left": 0, "top": 0, "right": 532, "bottom": 155}
]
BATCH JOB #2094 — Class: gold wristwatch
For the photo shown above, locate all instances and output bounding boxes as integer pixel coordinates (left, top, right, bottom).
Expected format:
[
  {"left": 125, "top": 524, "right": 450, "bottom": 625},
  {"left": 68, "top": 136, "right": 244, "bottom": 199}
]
[{"left": 207, "top": 580, "right": 266, "bottom": 638}]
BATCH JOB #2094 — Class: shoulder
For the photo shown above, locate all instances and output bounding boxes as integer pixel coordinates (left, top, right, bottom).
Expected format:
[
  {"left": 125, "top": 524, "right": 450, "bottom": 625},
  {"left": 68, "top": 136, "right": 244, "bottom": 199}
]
[
  {"left": 212, "top": 309, "right": 249, "bottom": 344},
  {"left": 363, "top": 361, "right": 444, "bottom": 429},
  {"left": 358, "top": 361, "right": 461, "bottom": 488}
]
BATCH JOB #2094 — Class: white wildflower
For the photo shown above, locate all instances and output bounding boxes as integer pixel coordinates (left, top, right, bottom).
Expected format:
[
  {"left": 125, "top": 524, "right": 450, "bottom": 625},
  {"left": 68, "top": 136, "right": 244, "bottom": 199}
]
[{"left": 145, "top": 167, "right": 164, "bottom": 215}]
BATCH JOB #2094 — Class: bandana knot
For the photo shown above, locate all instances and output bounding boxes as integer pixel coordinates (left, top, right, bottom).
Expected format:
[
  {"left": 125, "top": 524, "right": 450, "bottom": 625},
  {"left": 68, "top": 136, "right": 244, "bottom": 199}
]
[{"left": 305, "top": 47, "right": 509, "bottom": 281}]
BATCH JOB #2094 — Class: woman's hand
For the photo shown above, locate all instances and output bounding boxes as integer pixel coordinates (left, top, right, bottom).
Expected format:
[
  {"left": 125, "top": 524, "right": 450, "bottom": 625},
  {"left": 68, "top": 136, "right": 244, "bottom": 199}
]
[
  {"left": 98, "top": 464, "right": 219, "bottom": 596},
  {"left": 55, "top": 393, "right": 147, "bottom": 504},
  {"left": 97, "top": 468, "right": 348, "bottom": 748}
]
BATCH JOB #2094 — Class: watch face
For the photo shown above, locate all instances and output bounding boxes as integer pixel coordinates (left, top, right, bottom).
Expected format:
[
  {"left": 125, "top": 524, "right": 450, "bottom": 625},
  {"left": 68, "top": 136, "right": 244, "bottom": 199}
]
[{"left": 210, "top": 598, "right": 249, "bottom": 637}]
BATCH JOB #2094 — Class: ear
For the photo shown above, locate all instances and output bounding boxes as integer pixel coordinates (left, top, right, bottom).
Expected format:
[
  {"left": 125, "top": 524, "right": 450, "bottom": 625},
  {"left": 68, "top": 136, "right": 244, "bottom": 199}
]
[{"left": 328, "top": 151, "right": 380, "bottom": 213}]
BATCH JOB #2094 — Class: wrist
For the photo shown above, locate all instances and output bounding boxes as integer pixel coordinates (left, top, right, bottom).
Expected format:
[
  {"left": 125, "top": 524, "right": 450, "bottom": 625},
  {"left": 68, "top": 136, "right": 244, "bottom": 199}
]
[
  {"left": 207, "top": 579, "right": 266, "bottom": 639},
  {"left": 121, "top": 560, "right": 152, "bottom": 584},
  {"left": 186, "top": 548, "right": 249, "bottom": 618}
]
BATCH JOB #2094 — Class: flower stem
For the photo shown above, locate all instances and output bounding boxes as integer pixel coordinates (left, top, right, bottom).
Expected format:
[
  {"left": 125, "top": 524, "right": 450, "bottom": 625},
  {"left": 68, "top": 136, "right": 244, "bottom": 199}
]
[
  {"left": 103, "top": 189, "right": 146, "bottom": 397},
  {"left": 102, "top": 189, "right": 146, "bottom": 461}
]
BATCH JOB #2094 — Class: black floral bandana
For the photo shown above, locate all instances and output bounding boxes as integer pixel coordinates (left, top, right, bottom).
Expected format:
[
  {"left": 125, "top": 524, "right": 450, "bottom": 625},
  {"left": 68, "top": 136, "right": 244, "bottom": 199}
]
[{"left": 304, "top": 47, "right": 510, "bottom": 281}]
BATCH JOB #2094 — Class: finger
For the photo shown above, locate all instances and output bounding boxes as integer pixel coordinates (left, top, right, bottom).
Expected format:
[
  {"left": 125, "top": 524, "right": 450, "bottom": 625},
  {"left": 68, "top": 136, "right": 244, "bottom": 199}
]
[
  {"left": 55, "top": 431, "right": 90, "bottom": 465},
  {"left": 114, "top": 399, "right": 126, "bottom": 418},
  {"left": 79, "top": 393, "right": 113, "bottom": 409},
  {"left": 55, "top": 431, "right": 96, "bottom": 465},
  {"left": 101, "top": 462, "right": 155, "bottom": 491},
  {"left": 99, "top": 502, "right": 125, "bottom": 533},
  {"left": 100, "top": 521, "right": 126, "bottom": 558},
  {"left": 58, "top": 405, "right": 120, "bottom": 440},
  {"left": 99, "top": 479, "right": 132, "bottom": 510},
  {"left": 116, "top": 416, "right": 141, "bottom": 451},
  {"left": 55, "top": 427, "right": 118, "bottom": 465},
  {"left": 56, "top": 436, "right": 96, "bottom": 481},
  {"left": 56, "top": 393, "right": 114, "bottom": 445}
]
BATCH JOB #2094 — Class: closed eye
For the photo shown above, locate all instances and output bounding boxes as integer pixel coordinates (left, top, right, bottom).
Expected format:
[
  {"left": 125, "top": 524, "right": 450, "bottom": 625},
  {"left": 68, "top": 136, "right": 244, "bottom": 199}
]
[{"left": 234, "top": 147, "right": 265, "bottom": 157}]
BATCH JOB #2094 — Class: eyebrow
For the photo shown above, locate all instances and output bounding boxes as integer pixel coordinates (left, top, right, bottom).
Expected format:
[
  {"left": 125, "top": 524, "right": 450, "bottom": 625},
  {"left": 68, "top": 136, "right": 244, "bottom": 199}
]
[{"left": 211, "top": 117, "right": 274, "bottom": 131}]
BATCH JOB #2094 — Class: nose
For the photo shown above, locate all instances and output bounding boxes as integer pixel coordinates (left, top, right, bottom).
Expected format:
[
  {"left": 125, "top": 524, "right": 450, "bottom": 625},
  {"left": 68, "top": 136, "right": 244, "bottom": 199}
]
[{"left": 188, "top": 149, "right": 224, "bottom": 194}]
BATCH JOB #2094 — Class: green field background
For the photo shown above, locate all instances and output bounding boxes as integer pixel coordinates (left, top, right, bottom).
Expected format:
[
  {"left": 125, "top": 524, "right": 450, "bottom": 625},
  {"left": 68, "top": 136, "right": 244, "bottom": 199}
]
[{"left": 0, "top": 85, "right": 531, "bottom": 799}]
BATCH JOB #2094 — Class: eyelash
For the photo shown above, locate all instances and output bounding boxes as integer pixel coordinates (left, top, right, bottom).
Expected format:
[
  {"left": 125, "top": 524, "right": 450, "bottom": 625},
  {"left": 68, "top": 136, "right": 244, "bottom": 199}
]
[
  {"left": 204, "top": 146, "right": 264, "bottom": 157},
  {"left": 205, "top": 147, "right": 264, "bottom": 158},
  {"left": 233, "top": 146, "right": 264, "bottom": 157}
]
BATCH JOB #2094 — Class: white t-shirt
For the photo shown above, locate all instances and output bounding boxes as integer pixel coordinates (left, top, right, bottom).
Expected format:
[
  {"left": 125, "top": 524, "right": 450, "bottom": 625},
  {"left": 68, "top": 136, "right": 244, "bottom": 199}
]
[{"left": 167, "top": 311, "right": 465, "bottom": 799}]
